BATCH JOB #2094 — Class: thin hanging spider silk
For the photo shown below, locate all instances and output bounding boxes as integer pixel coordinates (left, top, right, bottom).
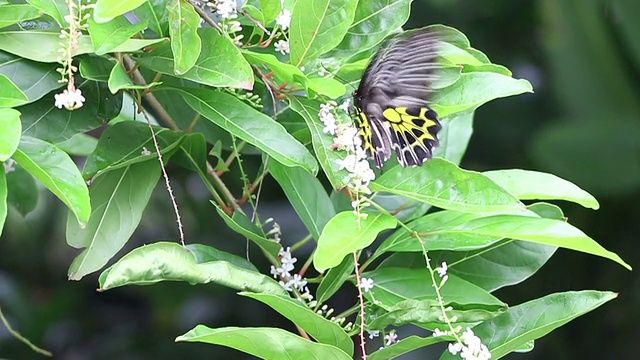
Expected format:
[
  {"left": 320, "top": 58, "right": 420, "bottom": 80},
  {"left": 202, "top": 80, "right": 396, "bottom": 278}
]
[{"left": 354, "top": 28, "right": 443, "bottom": 169}]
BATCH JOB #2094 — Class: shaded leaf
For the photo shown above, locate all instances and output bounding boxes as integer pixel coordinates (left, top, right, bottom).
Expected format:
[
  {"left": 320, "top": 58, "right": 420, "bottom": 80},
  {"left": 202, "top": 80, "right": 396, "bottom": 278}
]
[
  {"left": 5, "top": 163, "right": 38, "bottom": 216},
  {"left": 371, "top": 158, "right": 529, "bottom": 215},
  {"left": 167, "top": 0, "right": 201, "bottom": 74},
  {"left": 67, "top": 160, "right": 160, "bottom": 280},
  {"left": 440, "top": 291, "right": 618, "bottom": 359},
  {"left": 176, "top": 326, "right": 351, "bottom": 360},
  {"left": 13, "top": 136, "right": 90, "bottom": 226},
  {"left": 177, "top": 87, "right": 318, "bottom": 173},
  {"left": 0, "top": 73, "right": 28, "bottom": 107},
  {"left": 289, "top": 0, "right": 358, "bottom": 66},
  {"left": 88, "top": 16, "right": 148, "bottom": 55},
  {"left": 136, "top": 28, "right": 253, "bottom": 89},
  {"left": 0, "top": 50, "right": 62, "bottom": 103},
  {"left": 268, "top": 160, "right": 335, "bottom": 240},
  {"left": 241, "top": 292, "right": 354, "bottom": 356},
  {"left": 0, "top": 5, "right": 43, "bottom": 30}
]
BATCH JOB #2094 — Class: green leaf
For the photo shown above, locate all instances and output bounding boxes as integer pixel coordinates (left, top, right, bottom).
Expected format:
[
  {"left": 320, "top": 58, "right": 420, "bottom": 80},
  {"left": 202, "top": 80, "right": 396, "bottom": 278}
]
[
  {"left": 167, "top": 0, "right": 201, "bottom": 74},
  {"left": 107, "top": 61, "right": 161, "bottom": 93},
  {"left": 371, "top": 158, "right": 529, "bottom": 215},
  {"left": 26, "top": 0, "right": 67, "bottom": 27},
  {"left": 331, "top": 0, "right": 412, "bottom": 59},
  {"left": 82, "top": 121, "right": 183, "bottom": 179},
  {"left": 260, "top": 0, "right": 282, "bottom": 25},
  {"left": 432, "top": 72, "right": 533, "bottom": 118},
  {"left": 136, "top": 28, "right": 253, "bottom": 89},
  {"left": 288, "top": 96, "right": 346, "bottom": 189},
  {"left": 0, "top": 31, "right": 165, "bottom": 63},
  {"left": 484, "top": 169, "right": 599, "bottom": 210},
  {"left": 0, "top": 5, "right": 43, "bottom": 29},
  {"left": 316, "top": 255, "right": 353, "bottom": 305},
  {"left": 99, "top": 242, "right": 286, "bottom": 295},
  {"left": 5, "top": 163, "right": 38, "bottom": 216},
  {"left": 314, "top": 211, "right": 397, "bottom": 272},
  {"left": 368, "top": 299, "right": 501, "bottom": 330},
  {"left": 365, "top": 267, "right": 504, "bottom": 308},
  {"left": 88, "top": 16, "right": 148, "bottom": 55},
  {"left": 20, "top": 80, "right": 122, "bottom": 144},
  {"left": 374, "top": 211, "right": 504, "bottom": 258},
  {"left": 176, "top": 326, "right": 351, "bottom": 360},
  {"left": 133, "top": 0, "right": 170, "bottom": 37},
  {"left": 0, "top": 108, "right": 21, "bottom": 161},
  {"left": 67, "top": 160, "right": 160, "bottom": 280},
  {"left": 0, "top": 50, "right": 62, "bottom": 103},
  {"left": 12, "top": 136, "right": 90, "bottom": 225},
  {"left": 268, "top": 160, "right": 335, "bottom": 240},
  {"left": 0, "top": 73, "right": 28, "bottom": 107},
  {"left": 289, "top": 0, "right": 358, "bottom": 66},
  {"left": 369, "top": 335, "right": 447, "bottom": 360},
  {"left": 186, "top": 243, "right": 258, "bottom": 272},
  {"left": 435, "top": 240, "right": 557, "bottom": 292},
  {"left": 241, "top": 292, "right": 354, "bottom": 356},
  {"left": 432, "top": 112, "right": 474, "bottom": 165},
  {"left": 0, "top": 168, "right": 6, "bottom": 236},
  {"left": 212, "top": 204, "right": 281, "bottom": 260},
  {"left": 53, "top": 133, "right": 99, "bottom": 156},
  {"left": 440, "top": 291, "right": 618, "bottom": 359},
  {"left": 93, "top": 0, "right": 147, "bottom": 23},
  {"left": 177, "top": 87, "right": 318, "bottom": 173}
]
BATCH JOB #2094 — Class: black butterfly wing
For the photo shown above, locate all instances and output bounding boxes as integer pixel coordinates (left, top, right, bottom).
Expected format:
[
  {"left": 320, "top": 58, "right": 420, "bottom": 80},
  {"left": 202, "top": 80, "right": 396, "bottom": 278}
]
[{"left": 354, "top": 28, "right": 443, "bottom": 168}]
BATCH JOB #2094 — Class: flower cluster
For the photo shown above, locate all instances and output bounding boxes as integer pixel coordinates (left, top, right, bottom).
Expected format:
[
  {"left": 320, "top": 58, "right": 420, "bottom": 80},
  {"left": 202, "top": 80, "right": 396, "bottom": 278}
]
[
  {"left": 55, "top": 0, "right": 93, "bottom": 111},
  {"left": 319, "top": 100, "right": 376, "bottom": 220},
  {"left": 208, "top": 0, "right": 237, "bottom": 19},
  {"left": 435, "top": 261, "right": 449, "bottom": 286},
  {"left": 448, "top": 327, "right": 492, "bottom": 360},
  {"left": 267, "top": 223, "right": 312, "bottom": 301},
  {"left": 54, "top": 88, "right": 85, "bottom": 110},
  {"left": 273, "top": 8, "right": 292, "bottom": 55}
]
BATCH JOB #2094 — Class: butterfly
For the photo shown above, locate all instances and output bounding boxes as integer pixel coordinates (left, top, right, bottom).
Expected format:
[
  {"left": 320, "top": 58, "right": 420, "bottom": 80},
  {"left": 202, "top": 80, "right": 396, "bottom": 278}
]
[{"left": 353, "top": 28, "right": 443, "bottom": 169}]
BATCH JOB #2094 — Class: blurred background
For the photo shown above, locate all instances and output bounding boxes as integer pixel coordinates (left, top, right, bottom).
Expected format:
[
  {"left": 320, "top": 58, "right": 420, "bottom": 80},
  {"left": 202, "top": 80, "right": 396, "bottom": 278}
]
[{"left": 1, "top": 0, "right": 638, "bottom": 358}]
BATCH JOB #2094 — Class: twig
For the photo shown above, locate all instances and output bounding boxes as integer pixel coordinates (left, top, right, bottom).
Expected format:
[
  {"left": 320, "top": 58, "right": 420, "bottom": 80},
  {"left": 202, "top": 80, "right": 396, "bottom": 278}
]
[
  {"left": 0, "top": 305, "right": 52, "bottom": 357},
  {"left": 239, "top": 9, "right": 271, "bottom": 36},
  {"left": 352, "top": 251, "right": 368, "bottom": 359},
  {"left": 188, "top": 0, "right": 223, "bottom": 33}
]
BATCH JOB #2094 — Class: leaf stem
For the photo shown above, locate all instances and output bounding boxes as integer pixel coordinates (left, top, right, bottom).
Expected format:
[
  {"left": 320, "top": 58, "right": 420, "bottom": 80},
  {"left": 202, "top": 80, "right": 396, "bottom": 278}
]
[{"left": 0, "top": 305, "right": 52, "bottom": 357}]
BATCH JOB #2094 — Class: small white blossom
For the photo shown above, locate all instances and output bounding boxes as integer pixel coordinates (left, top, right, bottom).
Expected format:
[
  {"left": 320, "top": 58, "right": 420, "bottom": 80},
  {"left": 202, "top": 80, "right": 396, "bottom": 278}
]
[
  {"left": 433, "top": 328, "right": 448, "bottom": 337},
  {"left": 359, "top": 277, "right": 374, "bottom": 292},
  {"left": 3, "top": 159, "right": 16, "bottom": 174},
  {"left": 368, "top": 330, "right": 380, "bottom": 339},
  {"left": 274, "top": 40, "right": 290, "bottom": 55},
  {"left": 448, "top": 327, "right": 492, "bottom": 360},
  {"left": 436, "top": 262, "right": 448, "bottom": 277},
  {"left": 384, "top": 330, "right": 398, "bottom": 346},
  {"left": 276, "top": 9, "right": 292, "bottom": 30},
  {"left": 211, "top": 0, "right": 237, "bottom": 19},
  {"left": 54, "top": 88, "right": 85, "bottom": 110},
  {"left": 141, "top": 147, "right": 152, "bottom": 156}
]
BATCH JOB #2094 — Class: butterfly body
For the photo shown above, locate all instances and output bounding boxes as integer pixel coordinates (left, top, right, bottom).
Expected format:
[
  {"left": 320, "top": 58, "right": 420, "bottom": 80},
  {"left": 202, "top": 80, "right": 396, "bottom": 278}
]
[{"left": 354, "top": 28, "right": 443, "bottom": 169}]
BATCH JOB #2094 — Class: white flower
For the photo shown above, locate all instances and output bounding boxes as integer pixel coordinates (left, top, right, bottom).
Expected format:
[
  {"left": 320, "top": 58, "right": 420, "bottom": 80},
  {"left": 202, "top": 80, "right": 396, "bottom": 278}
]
[
  {"left": 54, "top": 88, "right": 85, "bottom": 110},
  {"left": 276, "top": 9, "right": 292, "bottom": 30},
  {"left": 449, "top": 342, "right": 463, "bottom": 355},
  {"left": 384, "top": 330, "right": 398, "bottom": 346},
  {"left": 436, "top": 262, "right": 448, "bottom": 277},
  {"left": 211, "top": 0, "right": 237, "bottom": 19},
  {"left": 338, "top": 98, "right": 351, "bottom": 113},
  {"left": 359, "top": 277, "right": 374, "bottom": 292},
  {"left": 433, "top": 328, "right": 448, "bottom": 337},
  {"left": 274, "top": 40, "right": 290, "bottom": 55},
  {"left": 448, "top": 327, "right": 492, "bottom": 360},
  {"left": 141, "top": 147, "right": 152, "bottom": 156},
  {"left": 3, "top": 159, "right": 16, "bottom": 174},
  {"left": 368, "top": 330, "right": 380, "bottom": 339}
]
